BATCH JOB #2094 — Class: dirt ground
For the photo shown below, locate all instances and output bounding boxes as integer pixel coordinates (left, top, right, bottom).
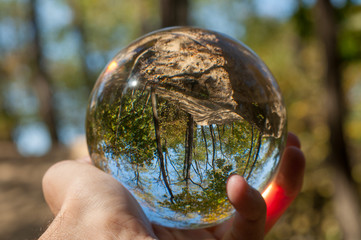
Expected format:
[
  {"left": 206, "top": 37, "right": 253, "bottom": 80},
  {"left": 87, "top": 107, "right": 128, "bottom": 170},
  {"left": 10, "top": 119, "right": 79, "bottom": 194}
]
[{"left": 0, "top": 139, "right": 87, "bottom": 240}]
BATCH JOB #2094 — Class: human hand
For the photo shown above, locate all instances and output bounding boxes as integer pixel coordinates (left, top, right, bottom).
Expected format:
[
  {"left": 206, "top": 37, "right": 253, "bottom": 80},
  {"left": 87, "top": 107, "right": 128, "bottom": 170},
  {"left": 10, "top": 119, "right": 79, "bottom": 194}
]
[{"left": 39, "top": 132, "right": 305, "bottom": 240}]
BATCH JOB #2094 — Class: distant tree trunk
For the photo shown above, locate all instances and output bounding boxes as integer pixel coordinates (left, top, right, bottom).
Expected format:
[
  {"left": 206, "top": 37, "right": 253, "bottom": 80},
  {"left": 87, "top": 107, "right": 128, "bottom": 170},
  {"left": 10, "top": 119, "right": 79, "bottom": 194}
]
[
  {"left": 209, "top": 124, "right": 216, "bottom": 169},
  {"left": 29, "top": 0, "right": 59, "bottom": 142},
  {"left": 243, "top": 125, "right": 254, "bottom": 177},
  {"left": 160, "top": 0, "right": 189, "bottom": 27},
  {"left": 201, "top": 126, "right": 210, "bottom": 169},
  {"left": 246, "top": 132, "right": 262, "bottom": 181},
  {"left": 0, "top": 65, "right": 13, "bottom": 140},
  {"left": 216, "top": 125, "right": 224, "bottom": 156},
  {"left": 315, "top": 0, "right": 361, "bottom": 239},
  {"left": 183, "top": 113, "right": 194, "bottom": 184},
  {"left": 69, "top": 2, "right": 94, "bottom": 93},
  {"left": 137, "top": 0, "right": 154, "bottom": 34}
]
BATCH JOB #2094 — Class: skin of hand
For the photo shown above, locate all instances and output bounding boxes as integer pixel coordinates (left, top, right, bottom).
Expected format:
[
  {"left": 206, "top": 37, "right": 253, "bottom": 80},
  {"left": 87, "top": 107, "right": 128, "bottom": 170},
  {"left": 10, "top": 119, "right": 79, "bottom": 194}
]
[{"left": 39, "top": 132, "right": 305, "bottom": 240}]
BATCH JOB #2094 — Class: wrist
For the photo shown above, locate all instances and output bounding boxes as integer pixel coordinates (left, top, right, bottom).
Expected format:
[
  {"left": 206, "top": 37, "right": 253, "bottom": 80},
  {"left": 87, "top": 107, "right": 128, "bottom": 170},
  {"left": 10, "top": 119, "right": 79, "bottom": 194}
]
[
  {"left": 39, "top": 207, "right": 91, "bottom": 240},
  {"left": 40, "top": 200, "right": 157, "bottom": 240}
]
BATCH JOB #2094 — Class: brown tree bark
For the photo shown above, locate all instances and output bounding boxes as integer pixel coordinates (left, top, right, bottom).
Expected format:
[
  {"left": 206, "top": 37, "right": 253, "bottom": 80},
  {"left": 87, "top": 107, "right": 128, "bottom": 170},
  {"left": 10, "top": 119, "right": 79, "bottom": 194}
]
[
  {"left": 183, "top": 113, "right": 194, "bottom": 184},
  {"left": 160, "top": 0, "right": 189, "bottom": 27},
  {"left": 29, "top": 0, "right": 59, "bottom": 142},
  {"left": 315, "top": 0, "right": 361, "bottom": 239},
  {"left": 246, "top": 132, "right": 262, "bottom": 181},
  {"left": 209, "top": 124, "right": 216, "bottom": 170},
  {"left": 69, "top": 2, "right": 94, "bottom": 92},
  {"left": 151, "top": 90, "right": 174, "bottom": 201}
]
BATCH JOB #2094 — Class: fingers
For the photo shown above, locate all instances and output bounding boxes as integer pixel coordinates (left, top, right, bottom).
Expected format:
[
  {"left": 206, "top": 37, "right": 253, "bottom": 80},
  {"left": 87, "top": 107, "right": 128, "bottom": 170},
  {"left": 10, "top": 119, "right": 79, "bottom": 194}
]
[
  {"left": 277, "top": 132, "right": 305, "bottom": 196},
  {"left": 286, "top": 132, "right": 301, "bottom": 149},
  {"left": 42, "top": 159, "right": 157, "bottom": 239},
  {"left": 224, "top": 174, "right": 266, "bottom": 240},
  {"left": 263, "top": 132, "right": 305, "bottom": 233},
  {"left": 275, "top": 145, "right": 305, "bottom": 195}
]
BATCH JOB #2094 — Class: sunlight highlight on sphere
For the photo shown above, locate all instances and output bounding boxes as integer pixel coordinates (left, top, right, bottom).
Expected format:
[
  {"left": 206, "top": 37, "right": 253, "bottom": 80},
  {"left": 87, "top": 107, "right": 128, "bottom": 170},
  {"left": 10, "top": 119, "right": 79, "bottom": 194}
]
[{"left": 86, "top": 27, "right": 287, "bottom": 229}]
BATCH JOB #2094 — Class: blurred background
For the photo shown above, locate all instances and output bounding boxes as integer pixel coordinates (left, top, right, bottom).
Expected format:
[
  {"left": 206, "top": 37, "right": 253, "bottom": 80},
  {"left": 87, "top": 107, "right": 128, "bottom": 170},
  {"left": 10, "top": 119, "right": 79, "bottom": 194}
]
[{"left": 1, "top": 0, "right": 361, "bottom": 239}]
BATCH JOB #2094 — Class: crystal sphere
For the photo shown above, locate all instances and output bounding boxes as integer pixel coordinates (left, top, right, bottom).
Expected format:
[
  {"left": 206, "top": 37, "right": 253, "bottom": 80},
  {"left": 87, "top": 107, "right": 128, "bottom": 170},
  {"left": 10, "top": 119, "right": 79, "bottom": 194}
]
[{"left": 86, "top": 27, "right": 287, "bottom": 229}]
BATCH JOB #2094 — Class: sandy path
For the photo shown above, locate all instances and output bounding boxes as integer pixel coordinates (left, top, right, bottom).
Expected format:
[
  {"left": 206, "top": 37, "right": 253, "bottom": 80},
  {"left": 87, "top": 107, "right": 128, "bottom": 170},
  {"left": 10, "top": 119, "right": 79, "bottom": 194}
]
[{"left": 0, "top": 142, "right": 70, "bottom": 240}]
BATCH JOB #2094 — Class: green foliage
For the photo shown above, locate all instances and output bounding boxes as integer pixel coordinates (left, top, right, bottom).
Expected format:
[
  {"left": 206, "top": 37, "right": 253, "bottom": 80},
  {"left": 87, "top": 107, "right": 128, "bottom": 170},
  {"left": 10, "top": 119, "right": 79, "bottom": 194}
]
[
  {"left": 89, "top": 89, "right": 157, "bottom": 166},
  {"left": 292, "top": 4, "right": 314, "bottom": 40},
  {"left": 160, "top": 158, "right": 234, "bottom": 218}
]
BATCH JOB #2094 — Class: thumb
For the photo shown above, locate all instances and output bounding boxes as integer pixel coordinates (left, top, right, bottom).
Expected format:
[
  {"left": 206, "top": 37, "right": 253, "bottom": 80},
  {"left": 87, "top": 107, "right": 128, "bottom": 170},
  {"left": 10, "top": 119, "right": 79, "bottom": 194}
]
[{"left": 42, "top": 159, "right": 156, "bottom": 239}]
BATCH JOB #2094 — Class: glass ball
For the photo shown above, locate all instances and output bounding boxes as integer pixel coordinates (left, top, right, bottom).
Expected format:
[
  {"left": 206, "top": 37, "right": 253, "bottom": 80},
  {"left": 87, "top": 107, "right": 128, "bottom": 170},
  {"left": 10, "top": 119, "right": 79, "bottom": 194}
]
[{"left": 86, "top": 27, "right": 287, "bottom": 229}]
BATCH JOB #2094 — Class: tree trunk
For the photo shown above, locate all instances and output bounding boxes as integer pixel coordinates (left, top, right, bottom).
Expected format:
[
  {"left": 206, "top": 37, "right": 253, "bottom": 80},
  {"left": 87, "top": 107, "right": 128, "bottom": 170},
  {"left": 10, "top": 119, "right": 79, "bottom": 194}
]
[
  {"left": 243, "top": 125, "right": 254, "bottom": 177},
  {"left": 69, "top": 2, "right": 94, "bottom": 93},
  {"left": 29, "top": 0, "right": 58, "bottom": 143},
  {"left": 201, "top": 126, "right": 210, "bottom": 169},
  {"left": 151, "top": 90, "right": 174, "bottom": 201},
  {"left": 315, "top": 0, "right": 361, "bottom": 239},
  {"left": 246, "top": 132, "right": 262, "bottom": 181},
  {"left": 209, "top": 124, "right": 216, "bottom": 169},
  {"left": 183, "top": 113, "right": 194, "bottom": 184},
  {"left": 160, "top": 0, "right": 189, "bottom": 27}
]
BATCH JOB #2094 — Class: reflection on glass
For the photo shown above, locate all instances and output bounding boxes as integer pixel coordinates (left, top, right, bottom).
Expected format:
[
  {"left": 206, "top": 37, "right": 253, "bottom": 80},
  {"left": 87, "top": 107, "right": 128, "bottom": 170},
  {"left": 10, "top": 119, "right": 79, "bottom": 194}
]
[{"left": 86, "top": 27, "right": 287, "bottom": 229}]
